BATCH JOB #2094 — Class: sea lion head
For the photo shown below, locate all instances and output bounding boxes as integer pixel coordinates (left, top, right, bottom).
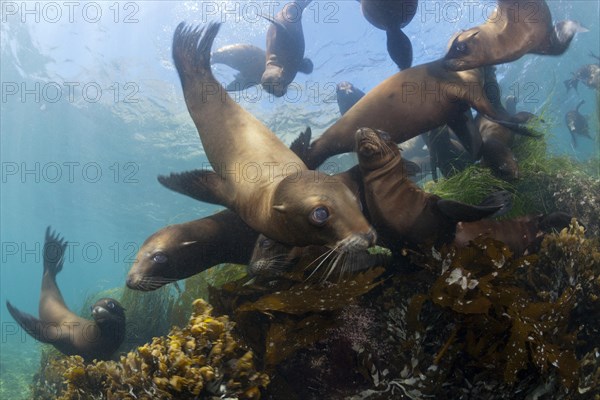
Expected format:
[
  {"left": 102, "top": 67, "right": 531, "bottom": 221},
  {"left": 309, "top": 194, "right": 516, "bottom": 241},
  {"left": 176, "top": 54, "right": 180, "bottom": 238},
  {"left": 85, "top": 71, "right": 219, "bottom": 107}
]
[
  {"left": 355, "top": 127, "right": 401, "bottom": 171},
  {"left": 261, "top": 55, "right": 289, "bottom": 97},
  {"left": 443, "top": 29, "right": 481, "bottom": 71},
  {"left": 271, "top": 171, "right": 376, "bottom": 252},
  {"left": 248, "top": 235, "right": 297, "bottom": 278},
  {"left": 126, "top": 225, "right": 201, "bottom": 291},
  {"left": 91, "top": 298, "right": 126, "bottom": 326}
]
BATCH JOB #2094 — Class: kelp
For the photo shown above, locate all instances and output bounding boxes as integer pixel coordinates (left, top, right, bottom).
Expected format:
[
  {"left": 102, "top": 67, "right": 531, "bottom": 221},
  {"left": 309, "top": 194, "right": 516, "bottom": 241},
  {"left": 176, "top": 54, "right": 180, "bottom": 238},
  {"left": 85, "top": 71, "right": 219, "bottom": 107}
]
[{"left": 29, "top": 299, "right": 268, "bottom": 399}]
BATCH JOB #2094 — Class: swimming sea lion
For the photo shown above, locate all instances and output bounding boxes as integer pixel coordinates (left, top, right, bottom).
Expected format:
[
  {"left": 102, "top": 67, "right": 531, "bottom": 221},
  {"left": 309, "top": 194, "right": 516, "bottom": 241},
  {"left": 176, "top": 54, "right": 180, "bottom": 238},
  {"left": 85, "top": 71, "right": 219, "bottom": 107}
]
[
  {"left": 355, "top": 128, "right": 510, "bottom": 252},
  {"left": 564, "top": 53, "right": 600, "bottom": 92},
  {"left": 565, "top": 100, "right": 591, "bottom": 148},
  {"left": 453, "top": 211, "right": 572, "bottom": 256},
  {"left": 359, "top": 0, "right": 418, "bottom": 70},
  {"left": 336, "top": 81, "right": 366, "bottom": 116},
  {"left": 126, "top": 210, "right": 259, "bottom": 291},
  {"left": 211, "top": 44, "right": 266, "bottom": 91},
  {"left": 477, "top": 95, "right": 520, "bottom": 180},
  {"left": 170, "top": 23, "right": 375, "bottom": 251},
  {"left": 6, "top": 227, "right": 125, "bottom": 361},
  {"left": 261, "top": 0, "right": 314, "bottom": 97},
  {"left": 444, "top": 0, "right": 587, "bottom": 71},
  {"left": 304, "top": 60, "right": 538, "bottom": 169},
  {"left": 248, "top": 234, "right": 390, "bottom": 281}
]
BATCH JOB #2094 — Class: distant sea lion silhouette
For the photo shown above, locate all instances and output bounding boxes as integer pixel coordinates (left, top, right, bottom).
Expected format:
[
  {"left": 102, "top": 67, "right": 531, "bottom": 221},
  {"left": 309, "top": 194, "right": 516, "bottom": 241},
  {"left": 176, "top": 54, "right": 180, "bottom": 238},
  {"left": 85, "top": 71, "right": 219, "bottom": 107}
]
[
  {"left": 564, "top": 52, "right": 600, "bottom": 92},
  {"left": 168, "top": 23, "right": 375, "bottom": 252},
  {"left": 211, "top": 44, "right": 266, "bottom": 91},
  {"left": 6, "top": 227, "right": 125, "bottom": 361},
  {"left": 359, "top": 0, "right": 418, "bottom": 70},
  {"left": 444, "top": 0, "right": 586, "bottom": 71},
  {"left": 261, "top": 0, "right": 314, "bottom": 97},
  {"left": 565, "top": 100, "right": 591, "bottom": 148}
]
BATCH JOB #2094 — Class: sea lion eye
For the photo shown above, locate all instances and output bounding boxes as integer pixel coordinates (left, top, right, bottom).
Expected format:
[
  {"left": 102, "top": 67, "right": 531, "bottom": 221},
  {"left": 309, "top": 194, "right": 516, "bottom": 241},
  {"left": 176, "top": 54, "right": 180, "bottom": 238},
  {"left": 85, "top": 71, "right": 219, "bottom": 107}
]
[
  {"left": 377, "top": 130, "right": 391, "bottom": 141},
  {"left": 107, "top": 301, "right": 115, "bottom": 309},
  {"left": 152, "top": 252, "right": 168, "bottom": 264},
  {"left": 260, "top": 238, "right": 274, "bottom": 249},
  {"left": 310, "top": 206, "right": 330, "bottom": 226},
  {"left": 455, "top": 42, "right": 467, "bottom": 54}
]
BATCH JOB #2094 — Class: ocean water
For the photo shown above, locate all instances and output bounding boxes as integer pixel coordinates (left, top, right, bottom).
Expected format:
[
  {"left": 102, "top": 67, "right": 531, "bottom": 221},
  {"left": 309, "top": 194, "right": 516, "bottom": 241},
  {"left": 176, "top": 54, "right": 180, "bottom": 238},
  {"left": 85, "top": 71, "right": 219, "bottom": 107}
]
[{"left": 0, "top": 1, "right": 598, "bottom": 398}]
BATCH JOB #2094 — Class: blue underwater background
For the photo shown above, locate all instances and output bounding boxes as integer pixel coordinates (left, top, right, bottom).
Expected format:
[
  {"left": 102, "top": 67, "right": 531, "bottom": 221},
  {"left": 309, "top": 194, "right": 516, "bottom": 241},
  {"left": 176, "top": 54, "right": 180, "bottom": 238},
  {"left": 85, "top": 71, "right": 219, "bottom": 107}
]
[{"left": 1, "top": 1, "right": 599, "bottom": 398}]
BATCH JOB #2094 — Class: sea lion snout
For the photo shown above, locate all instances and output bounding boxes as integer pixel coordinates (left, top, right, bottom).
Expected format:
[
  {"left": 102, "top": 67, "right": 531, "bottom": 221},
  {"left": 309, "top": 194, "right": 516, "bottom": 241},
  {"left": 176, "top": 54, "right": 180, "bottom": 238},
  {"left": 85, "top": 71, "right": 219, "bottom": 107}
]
[{"left": 338, "top": 228, "right": 377, "bottom": 253}]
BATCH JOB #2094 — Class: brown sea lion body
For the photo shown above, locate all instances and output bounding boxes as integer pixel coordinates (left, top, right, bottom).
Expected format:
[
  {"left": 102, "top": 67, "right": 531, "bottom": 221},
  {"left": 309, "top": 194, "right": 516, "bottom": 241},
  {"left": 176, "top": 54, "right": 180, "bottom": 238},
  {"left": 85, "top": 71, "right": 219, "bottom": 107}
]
[
  {"left": 305, "top": 60, "right": 534, "bottom": 169},
  {"left": 169, "top": 23, "right": 375, "bottom": 251},
  {"left": 126, "top": 210, "right": 259, "bottom": 291},
  {"left": 6, "top": 228, "right": 125, "bottom": 361},
  {"left": 359, "top": 0, "right": 418, "bottom": 69},
  {"left": 211, "top": 44, "right": 266, "bottom": 91},
  {"left": 355, "top": 128, "right": 508, "bottom": 252},
  {"left": 261, "top": 0, "right": 314, "bottom": 97},
  {"left": 565, "top": 100, "right": 591, "bottom": 148},
  {"left": 444, "top": 0, "right": 586, "bottom": 71},
  {"left": 454, "top": 212, "right": 572, "bottom": 256}
]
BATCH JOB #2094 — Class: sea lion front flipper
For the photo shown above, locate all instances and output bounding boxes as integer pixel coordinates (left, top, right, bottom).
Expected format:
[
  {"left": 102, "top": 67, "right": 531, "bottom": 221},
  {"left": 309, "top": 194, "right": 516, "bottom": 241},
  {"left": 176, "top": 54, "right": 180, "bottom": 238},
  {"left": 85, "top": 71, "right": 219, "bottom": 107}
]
[
  {"left": 43, "top": 227, "right": 68, "bottom": 277},
  {"left": 158, "top": 170, "right": 232, "bottom": 208},
  {"left": 298, "top": 58, "right": 313, "bottom": 74},
  {"left": 484, "top": 114, "right": 543, "bottom": 138},
  {"left": 386, "top": 28, "right": 412, "bottom": 70},
  {"left": 290, "top": 127, "right": 312, "bottom": 161},
  {"left": 5, "top": 301, "right": 65, "bottom": 344},
  {"left": 226, "top": 73, "right": 252, "bottom": 91},
  {"left": 447, "top": 111, "right": 482, "bottom": 160},
  {"left": 436, "top": 199, "right": 502, "bottom": 222}
]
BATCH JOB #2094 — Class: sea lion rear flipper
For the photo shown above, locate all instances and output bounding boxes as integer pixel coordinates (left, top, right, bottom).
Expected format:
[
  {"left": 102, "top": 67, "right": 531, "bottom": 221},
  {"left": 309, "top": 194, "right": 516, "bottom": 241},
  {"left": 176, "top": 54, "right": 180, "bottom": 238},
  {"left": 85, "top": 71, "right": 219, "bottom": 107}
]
[
  {"left": 158, "top": 170, "right": 232, "bottom": 208},
  {"left": 436, "top": 199, "right": 502, "bottom": 222},
  {"left": 298, "top": 58, "right": 313, "bottom": 74},
  {"left": 386, "top": 28, "right": 412, "bottom": 70},
  {"left": 447, "top": 111, "right": 482, "bottom": 160},
  {"left": 290, "top": 127, "right": 312, "bottom": 161},
  {"left": 43, "top": 227, "right": 68, "bottom": 277},
  {"left": 5, "top": 301, "right": 63, "bottom": 344}
]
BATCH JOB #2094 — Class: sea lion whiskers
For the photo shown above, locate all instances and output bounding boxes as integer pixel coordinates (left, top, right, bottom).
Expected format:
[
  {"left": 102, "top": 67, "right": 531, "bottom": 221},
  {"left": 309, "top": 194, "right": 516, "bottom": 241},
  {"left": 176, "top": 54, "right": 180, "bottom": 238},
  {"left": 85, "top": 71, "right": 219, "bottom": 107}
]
[
  {"left": 304, "top": 245, "right": 340, "bottom": 282},
  {"left": 134, "top": 275, "right": 180, "bottom": 291}
]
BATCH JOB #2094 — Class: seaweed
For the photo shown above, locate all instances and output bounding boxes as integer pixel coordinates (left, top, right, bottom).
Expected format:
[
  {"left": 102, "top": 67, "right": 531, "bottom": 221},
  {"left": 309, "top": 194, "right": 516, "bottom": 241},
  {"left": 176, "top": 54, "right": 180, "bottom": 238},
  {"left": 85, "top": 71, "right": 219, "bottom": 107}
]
[{"left": 29, "top": 299, "right": 268, "bottom": 399}]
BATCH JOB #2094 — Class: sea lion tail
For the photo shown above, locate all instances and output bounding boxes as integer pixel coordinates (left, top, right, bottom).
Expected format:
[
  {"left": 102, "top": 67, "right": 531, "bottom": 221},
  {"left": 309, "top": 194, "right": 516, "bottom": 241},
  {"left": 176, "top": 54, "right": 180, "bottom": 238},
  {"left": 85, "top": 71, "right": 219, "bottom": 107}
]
[
  {"left": 386, "top": 28, "right": 413, "bottom": 70},
  {"left": 5, "top": 301, "right": 53, "bottom": 344},
  {"left": 172, "top": 22, "right": 221, "bottom": 87},
  {"left": 43, "top": 226, "right": 67, "bottom": 277}
]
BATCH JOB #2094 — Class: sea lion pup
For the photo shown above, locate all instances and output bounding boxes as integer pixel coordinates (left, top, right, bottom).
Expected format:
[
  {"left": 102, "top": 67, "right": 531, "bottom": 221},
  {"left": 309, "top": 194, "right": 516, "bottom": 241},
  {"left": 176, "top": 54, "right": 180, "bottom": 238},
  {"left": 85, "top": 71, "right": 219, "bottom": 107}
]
[
  {"left": 211, "top": 44, "right": 266, "bottom": 91},
  {"left": 444, "top": 0, "right": 587, "bottom": 71},
  {"left": 336, "top": 81, "right": 366, "bottom": 116},
  {"left": 477, "top": 95, "right": 520, "bottom": 180},
  {"left": 358, "top": 0, "right": 418, "bottom": 70},
  {"left": 126, "top": 210, "right": 258, "bottom": 291},
  {"left": 453, "top": 212, "right": 572, "bottom": 256},
  {"left": 304, "top": 59, "right": 539, "bottom": 169},
  {"left": 6, "top": 227, "right": 125, "bottom": 361},
  {"left": 565, "top": 100, "right": 591, "bottom": 148},
  {"left": 248, "top": 234, "right": 391, "bottom": 281},
  {"left": 261, "top": 0, "right": 314, "bottom": 97},
  {"left": 355, "top": 128, "right": 511, "bottom": 253},
  {"left": 564, "top": 52, "right": 600, "bottom": 92},
  {"left": 169, "top": 23, "right": 375, "bottom": 252}
]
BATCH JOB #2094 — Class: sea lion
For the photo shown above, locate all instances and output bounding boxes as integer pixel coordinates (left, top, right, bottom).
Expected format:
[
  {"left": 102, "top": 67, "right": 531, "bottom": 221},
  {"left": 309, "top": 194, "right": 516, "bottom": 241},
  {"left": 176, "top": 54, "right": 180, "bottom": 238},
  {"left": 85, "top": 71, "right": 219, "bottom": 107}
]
[
  {"left": 477, "top": 95, "right": 520, "bottom": 180},
  {"left": 304, "top": 59, "right": 538, "bottom": 169},
  {"left": 564, "top": 52, "right": 600, "bottom": 92},
  {"left": 6, "top": 227, "right": 125, "bottom": 361},
  {"left": 444, "top": 0, "right": 587, "bottom": 71},
  {"left": 211, "top": 44, "right": 266, "bottom": 91},
  {"left": 565, "top": 100, "right": 591, "bottom": 148},
  {"left": 425, "top": 124, "right": 472, "bottom": 181},
  {"left": 336, "top": 81, "right": 366, "bottom": 116},
  {"left": 248, "top": 234, "right": 390, "bottom": 281},
  {"left": 359, "top": 0, "right": 418, "bottom": 70},
  {"left": 453, "top": 211, "right": 572, "bottom": 256},
  {"left": 126, "top": 210, "right": 259, "bottom": 291},
  {"left": 169, "top": 23, "right": 375, "bottom": 252},
  {"left": 261, "top": 0, "right": 314, "bottom": 97},
  {"left": 355, "top": 127, "right": 510, "bottom": 252}
]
